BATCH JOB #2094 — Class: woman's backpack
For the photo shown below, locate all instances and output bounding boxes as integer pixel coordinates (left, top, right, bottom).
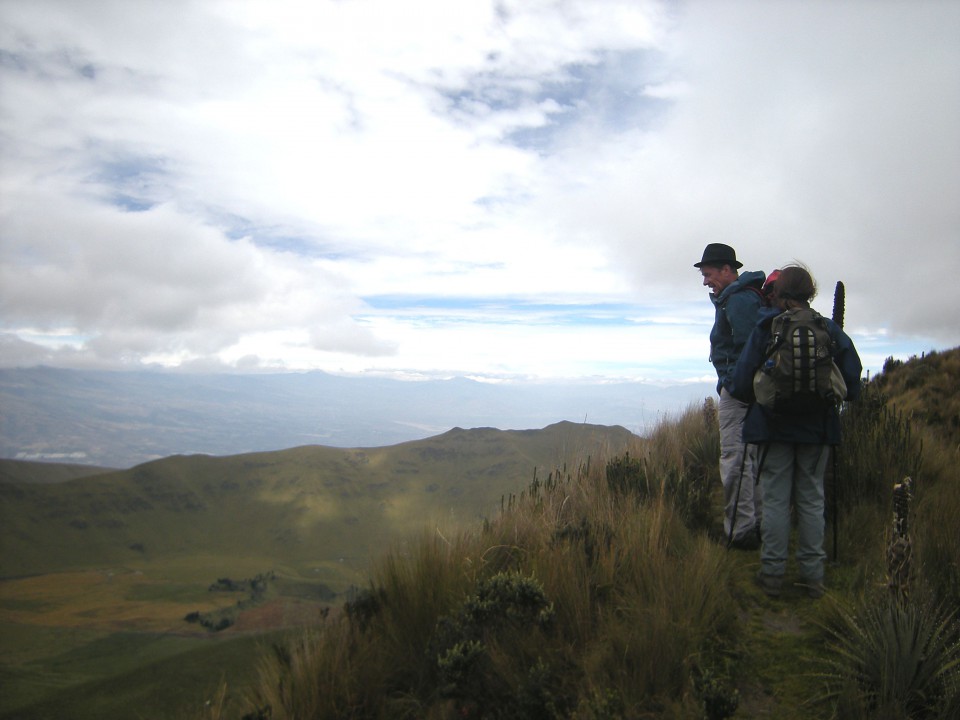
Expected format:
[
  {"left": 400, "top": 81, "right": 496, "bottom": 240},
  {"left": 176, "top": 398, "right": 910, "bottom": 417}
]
[{"left": 753, "top": 308, "right": 847, "bottom": 414}]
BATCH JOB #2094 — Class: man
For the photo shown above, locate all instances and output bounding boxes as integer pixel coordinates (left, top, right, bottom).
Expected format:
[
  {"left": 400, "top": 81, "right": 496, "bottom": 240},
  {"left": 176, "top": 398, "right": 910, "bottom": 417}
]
[{"left": 694, "top": 243, "right": 766, "bottom": 549}]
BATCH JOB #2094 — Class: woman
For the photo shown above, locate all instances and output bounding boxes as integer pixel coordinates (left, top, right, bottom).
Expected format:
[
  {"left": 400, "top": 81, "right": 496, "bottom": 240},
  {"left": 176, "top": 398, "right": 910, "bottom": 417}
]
[{"left": 730, "top": 264, "right": 862, "bottom": 598}]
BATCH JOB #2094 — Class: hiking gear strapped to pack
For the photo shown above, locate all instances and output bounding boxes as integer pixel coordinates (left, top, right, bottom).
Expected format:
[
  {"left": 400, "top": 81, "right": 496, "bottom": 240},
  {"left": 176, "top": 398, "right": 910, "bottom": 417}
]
[{"left": 753, "top": 308, "right": 847, "bottom": 414}]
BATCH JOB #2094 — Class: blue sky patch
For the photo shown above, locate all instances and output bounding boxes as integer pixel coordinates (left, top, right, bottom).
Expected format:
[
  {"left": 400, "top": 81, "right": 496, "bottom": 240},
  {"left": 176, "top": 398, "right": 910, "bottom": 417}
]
[{"left": 362, "top": 295, "right": 648, "bottom": 326}]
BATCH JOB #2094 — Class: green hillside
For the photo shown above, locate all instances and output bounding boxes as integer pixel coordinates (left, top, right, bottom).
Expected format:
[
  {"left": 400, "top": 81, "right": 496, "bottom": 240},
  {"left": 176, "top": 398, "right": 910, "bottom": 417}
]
[
  {"left": 871, "top": 347, "right": 960, "bottom": 439},
  {"left": 1, "top": 421, "right": 639, "bottom": 584},
  {"left": 0, "top": 421, "right": 641, "bottom": 718}
]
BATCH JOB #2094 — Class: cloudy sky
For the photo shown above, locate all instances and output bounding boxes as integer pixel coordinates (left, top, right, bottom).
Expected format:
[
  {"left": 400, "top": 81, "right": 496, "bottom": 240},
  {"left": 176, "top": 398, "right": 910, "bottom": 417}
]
[{"left": 1, "top": 0, "right": 958, "bottom": 385}]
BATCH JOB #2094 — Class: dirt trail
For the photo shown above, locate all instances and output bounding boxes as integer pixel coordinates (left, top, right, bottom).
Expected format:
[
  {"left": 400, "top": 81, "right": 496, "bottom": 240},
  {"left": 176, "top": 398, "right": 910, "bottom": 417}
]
[{"left": 727, "top": 550, "right": 833, "bottom": 720}]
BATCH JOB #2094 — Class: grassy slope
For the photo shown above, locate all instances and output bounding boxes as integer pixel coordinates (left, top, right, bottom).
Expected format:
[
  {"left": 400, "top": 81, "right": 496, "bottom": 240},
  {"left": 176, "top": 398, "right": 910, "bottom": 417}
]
[
  {"left": 0, "top": 421, "right": 641, "bottom": 718},
  {"left": 1, "top": 421, "right": 638, "bottom": 581},
  {"left": 871, "top": 347, "right": 960, "bottom": 438},
  {"left": 204, "top": 351, "right": 951, "bottom": 720},
  {"left": 1, "top": 630, "right": 275, "bottom": 720}
]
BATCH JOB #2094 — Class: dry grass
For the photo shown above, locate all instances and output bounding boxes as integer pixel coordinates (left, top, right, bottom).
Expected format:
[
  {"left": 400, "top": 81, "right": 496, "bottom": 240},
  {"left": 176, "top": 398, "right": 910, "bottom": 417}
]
[{"left": 215, "top": 428, "right": 738, "bottom": 720}]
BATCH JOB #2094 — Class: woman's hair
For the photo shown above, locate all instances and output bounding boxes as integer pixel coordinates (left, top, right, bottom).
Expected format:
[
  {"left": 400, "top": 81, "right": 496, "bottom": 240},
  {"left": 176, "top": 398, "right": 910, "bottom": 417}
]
[{"left": 776, "top": 263, "right": 817, "bottom": 302}]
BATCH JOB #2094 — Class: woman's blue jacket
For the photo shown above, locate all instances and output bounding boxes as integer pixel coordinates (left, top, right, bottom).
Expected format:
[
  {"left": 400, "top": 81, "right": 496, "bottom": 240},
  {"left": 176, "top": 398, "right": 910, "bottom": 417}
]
[{"left": 729, "top": 307, "right": 863, "bottom": 445}]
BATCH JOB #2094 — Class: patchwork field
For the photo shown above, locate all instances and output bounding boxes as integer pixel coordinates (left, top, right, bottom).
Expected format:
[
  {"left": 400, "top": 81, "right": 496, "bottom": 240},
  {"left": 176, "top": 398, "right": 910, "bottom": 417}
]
[{"left": 0, "top": 562, "right": 334, "bottom": 718}]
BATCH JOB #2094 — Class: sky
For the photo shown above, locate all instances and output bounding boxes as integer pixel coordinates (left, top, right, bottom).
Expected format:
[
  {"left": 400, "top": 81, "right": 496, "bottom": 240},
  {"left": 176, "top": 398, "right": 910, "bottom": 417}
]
[{"left": 1, "top": 0, "right": 958, "bottom": 386}]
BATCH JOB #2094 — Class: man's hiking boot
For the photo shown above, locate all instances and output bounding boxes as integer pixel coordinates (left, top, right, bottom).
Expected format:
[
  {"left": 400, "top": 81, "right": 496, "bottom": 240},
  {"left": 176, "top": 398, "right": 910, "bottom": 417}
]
[
  {"left": 755, "top": 572, "right": 783, "bottom": 598},
  {"left": 729, "top": 529, "right": 761, "bottom": 551}
]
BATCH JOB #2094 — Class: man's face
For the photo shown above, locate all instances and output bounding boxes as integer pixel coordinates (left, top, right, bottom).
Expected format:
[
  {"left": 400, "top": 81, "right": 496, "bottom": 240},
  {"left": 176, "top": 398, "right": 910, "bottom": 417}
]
[{"left": 700, "top": 264, "right": 736, "bottom": 295}]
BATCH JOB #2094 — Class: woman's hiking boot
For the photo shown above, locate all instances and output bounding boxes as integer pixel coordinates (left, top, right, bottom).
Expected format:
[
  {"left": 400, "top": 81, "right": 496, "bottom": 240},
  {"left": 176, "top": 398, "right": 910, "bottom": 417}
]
[{"left": 799, "top": 578, "right": 825, "bottom": 599}]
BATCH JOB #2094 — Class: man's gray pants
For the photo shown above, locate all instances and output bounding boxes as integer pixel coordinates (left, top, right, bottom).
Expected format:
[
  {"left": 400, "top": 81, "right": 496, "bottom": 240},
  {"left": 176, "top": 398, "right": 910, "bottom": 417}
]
[{"left": 718, "top": 388, "right": 760, "bottom": 542}]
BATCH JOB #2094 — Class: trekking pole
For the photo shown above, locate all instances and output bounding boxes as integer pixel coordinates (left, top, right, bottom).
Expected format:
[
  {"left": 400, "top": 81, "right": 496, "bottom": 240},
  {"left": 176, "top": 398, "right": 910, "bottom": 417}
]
[
  {"left": 830, "top": 281, "right": 845, "bottom": 563},
  {"left": 754, "top": 442, "right": 770, "bottom": 535},
  {"left": 756, "top": 443, "right": 770, "bottom": 488},
  {"left": 726, "top": 442, "right": 767, "bottom": 548},
  {"left": 726, "top": 444, "right": 749, "bottom": 549},
  {"left": 831, "top": 445, "right": 839, "bottom": 562}
]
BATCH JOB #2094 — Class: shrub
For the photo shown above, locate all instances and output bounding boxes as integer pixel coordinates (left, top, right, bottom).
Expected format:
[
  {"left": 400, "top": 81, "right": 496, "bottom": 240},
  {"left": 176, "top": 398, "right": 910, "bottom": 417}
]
[
  {"left": 433, "top": 572, "right": 564, "bottom": 718},
  {"left": 840, "top": 362, "right": 960, "bottom": 607},
  {"left": 692, "top": 661, "right": 739, "bottom": 720}
]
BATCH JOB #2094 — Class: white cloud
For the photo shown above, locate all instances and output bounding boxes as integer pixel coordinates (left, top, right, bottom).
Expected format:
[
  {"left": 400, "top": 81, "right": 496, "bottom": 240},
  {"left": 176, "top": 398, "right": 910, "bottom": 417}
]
[
  {"left": 0, "top": 184, "right": 391, "bottom": 365},
  {"left": 1, "top": 0, "right": 957, "bottom": 380}
]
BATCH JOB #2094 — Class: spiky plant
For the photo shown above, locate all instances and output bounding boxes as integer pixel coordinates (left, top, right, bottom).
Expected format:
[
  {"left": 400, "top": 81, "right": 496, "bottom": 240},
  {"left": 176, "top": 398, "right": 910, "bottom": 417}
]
[{"left": 815, "top": 594, "right": 960, "bottom": 719}]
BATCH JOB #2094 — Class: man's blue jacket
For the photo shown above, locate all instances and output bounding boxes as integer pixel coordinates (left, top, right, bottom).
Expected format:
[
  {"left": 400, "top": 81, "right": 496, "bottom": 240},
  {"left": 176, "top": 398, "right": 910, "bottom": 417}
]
[
  {"left": 729, "top": 307, "right": 863, "bottom": 445},
  {"left": 709, "top": 270, "right": 766, "bottom": 395}
]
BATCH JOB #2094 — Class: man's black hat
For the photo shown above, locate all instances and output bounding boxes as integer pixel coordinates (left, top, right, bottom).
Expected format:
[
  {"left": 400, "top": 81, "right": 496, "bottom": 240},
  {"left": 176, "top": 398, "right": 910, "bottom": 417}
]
[{"left": 694, "top": 243, "right": 743, "bottom": 269}]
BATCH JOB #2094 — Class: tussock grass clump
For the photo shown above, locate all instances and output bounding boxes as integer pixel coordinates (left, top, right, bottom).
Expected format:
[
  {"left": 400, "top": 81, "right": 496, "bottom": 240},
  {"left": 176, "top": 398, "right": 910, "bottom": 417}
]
[
  {"left": 915, "top": 463, "right": 960, "bottom": 607},
  {"left": 214, "top": 410, "right": 739, "bottom": 719}
]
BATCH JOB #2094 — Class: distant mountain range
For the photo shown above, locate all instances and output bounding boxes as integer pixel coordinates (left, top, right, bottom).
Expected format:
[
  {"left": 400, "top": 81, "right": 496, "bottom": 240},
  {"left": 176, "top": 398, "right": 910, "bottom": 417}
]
[{"left": 0, "top": 367, "right": 713, "bottom": 468}]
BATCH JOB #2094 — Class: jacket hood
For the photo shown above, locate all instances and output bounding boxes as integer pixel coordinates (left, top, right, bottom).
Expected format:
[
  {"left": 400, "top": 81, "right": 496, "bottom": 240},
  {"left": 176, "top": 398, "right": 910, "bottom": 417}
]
[{"left": 715, "top": 269, "right": 766, "bottom": 303}]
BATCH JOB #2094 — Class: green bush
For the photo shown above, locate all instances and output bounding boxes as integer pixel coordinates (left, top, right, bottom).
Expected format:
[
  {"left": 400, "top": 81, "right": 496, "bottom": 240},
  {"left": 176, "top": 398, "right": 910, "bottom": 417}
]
[{"left": 433, "top": 572, "right": 564, "bottom": 718}]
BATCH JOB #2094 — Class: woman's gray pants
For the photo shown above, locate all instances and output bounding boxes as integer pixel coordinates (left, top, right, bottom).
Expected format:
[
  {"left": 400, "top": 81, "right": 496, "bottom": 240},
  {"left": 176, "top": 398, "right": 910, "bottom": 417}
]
[{"left": 758, "top": 442, "right": 830, "bottom": 582}]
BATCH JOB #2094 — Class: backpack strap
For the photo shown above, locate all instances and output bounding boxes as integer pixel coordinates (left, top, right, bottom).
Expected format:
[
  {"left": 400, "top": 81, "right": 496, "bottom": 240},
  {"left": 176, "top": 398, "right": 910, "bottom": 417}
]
[{"left": 763, "top": 310, "right": 790, "bottom": 360}]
